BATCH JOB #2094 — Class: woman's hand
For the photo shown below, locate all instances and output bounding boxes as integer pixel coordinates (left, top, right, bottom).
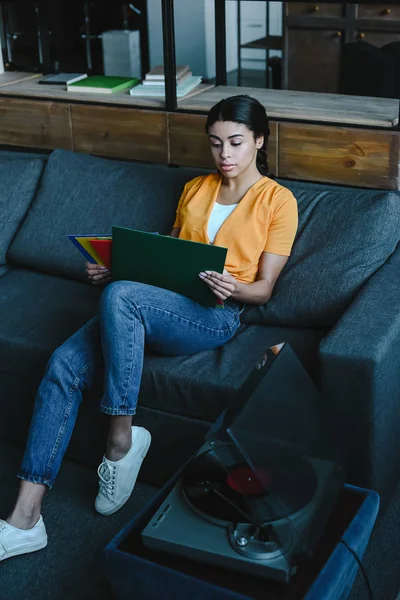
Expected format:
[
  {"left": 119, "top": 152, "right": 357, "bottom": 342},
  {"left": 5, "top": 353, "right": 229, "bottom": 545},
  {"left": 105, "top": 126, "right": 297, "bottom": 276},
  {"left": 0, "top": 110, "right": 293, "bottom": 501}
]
[
  {"left": 199, "top": 269, "right": 237, "bottom": 301},
  {"left": 86, "top": 262, "right": 112, "bottom": 285}
]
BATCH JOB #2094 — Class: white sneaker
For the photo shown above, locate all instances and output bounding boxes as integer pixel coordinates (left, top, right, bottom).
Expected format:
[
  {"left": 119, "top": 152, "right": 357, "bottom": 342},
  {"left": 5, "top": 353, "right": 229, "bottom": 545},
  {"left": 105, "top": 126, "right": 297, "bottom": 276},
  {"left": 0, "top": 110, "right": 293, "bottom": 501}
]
[
  {"left": 0, "top": 516, "right": 47, "bottom": 561},
  {"left": 95, "top": 426, "right": 151, "bottom": 516}
]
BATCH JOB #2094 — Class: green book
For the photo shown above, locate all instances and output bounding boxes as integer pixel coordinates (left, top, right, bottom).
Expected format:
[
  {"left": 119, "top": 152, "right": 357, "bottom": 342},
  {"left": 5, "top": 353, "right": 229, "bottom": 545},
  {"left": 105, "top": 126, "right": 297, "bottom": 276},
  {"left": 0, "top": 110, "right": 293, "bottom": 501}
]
[
  {"left": 112, "top": 226, "right": 228, "bottom": 308},
  {"left": 67, "top": 75, "right": 140, "bottom": 94}
]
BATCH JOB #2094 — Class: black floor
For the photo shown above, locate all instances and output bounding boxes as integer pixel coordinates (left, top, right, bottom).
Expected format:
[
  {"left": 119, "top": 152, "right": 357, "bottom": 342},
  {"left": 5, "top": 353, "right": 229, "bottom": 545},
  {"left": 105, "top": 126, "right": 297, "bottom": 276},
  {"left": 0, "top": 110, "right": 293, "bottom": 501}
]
[
  {"left": 0, "top": 439, "right": 157, "bottom": 600},
  {"left": 348, "top": 479, "right": 400, "bottom": 600},
  {"left": 1, "top": 436, "right": 400, "bottom": 600}
]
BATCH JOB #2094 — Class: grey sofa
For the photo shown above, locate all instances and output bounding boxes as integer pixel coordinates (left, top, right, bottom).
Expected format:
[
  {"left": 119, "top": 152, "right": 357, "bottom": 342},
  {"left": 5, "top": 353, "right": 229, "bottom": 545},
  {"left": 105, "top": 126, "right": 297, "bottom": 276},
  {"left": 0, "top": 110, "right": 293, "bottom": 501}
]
[{"left": 0, "top": 148, "right": 399, "bottom": 507}]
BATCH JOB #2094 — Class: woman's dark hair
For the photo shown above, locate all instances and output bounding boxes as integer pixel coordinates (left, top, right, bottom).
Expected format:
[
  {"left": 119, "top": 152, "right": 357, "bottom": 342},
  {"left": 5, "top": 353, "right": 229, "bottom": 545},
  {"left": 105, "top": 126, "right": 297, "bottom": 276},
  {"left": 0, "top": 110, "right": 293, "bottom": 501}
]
[{"left": 205, "top": 95, "right": 271, "bottom": 177}]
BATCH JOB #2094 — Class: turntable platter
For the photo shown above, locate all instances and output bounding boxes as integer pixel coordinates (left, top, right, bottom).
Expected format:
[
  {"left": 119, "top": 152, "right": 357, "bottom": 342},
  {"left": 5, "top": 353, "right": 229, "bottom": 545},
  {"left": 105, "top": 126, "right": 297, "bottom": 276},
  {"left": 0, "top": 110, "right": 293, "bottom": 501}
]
[{"left": 181, "top": 444, "right": 318, "bottom": 526}]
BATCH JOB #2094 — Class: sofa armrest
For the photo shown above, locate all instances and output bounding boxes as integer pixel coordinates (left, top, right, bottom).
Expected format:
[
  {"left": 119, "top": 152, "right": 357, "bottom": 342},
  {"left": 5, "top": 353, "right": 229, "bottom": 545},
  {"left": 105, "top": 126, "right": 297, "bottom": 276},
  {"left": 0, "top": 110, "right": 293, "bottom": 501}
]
[{"left": 319, "top": 246, "right": 400, "bottom": 504}]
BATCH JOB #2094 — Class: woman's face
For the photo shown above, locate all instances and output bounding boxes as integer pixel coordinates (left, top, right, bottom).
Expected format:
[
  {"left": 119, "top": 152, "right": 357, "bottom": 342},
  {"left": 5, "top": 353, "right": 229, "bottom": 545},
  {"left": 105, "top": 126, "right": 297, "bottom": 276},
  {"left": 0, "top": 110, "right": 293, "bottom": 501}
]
[{"left": 207, "top": 120, "right": 263, "bottom": 178}]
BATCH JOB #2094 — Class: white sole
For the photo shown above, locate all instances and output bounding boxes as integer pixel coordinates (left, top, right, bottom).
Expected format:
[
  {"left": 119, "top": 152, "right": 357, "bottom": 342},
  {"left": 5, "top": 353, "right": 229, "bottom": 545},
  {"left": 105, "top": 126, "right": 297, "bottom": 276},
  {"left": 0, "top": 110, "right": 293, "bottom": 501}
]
[
  {"left": 96, "top": 431, "right": 152, "bottom": 516},
  {"left": 1, "top": 538, "right": 47, "bottom": 561}
]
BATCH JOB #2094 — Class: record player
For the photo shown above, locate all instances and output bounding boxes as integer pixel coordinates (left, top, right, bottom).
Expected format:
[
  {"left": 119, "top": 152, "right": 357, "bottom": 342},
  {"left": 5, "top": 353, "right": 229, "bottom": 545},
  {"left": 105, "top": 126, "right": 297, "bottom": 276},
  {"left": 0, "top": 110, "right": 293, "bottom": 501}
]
[{"left": 142, "top": 343, "right": 345, "bottom": 583}]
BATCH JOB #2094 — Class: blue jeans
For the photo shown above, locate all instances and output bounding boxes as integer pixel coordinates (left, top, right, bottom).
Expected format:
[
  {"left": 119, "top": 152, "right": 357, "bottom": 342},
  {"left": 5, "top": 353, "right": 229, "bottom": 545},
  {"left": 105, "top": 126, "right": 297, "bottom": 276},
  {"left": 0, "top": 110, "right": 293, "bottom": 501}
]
[{"left": 18, "top": 282, "right": 243, "bottom": 488}]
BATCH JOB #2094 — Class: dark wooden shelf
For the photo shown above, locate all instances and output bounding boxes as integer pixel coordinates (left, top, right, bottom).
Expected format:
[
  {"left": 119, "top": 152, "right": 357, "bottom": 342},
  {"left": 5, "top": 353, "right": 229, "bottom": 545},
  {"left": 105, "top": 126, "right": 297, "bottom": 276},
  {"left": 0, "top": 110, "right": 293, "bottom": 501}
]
[
  {"left": 1, "top": 73, "right": 400, "bottom": 191},
  {"left": 241, "top": 35, "right": 283, "bottom": 51}
]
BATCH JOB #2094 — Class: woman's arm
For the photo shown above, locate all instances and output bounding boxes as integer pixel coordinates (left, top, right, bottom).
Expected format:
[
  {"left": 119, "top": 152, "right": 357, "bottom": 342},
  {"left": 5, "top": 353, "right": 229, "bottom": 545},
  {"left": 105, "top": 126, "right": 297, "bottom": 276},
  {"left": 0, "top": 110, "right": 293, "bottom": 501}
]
[
  {"left": 200, "top": 251, "right": 288, "bottom": 306},
  {"left": 169, "top": 227, "right": 181, "bottom": 238},
  {"left": 232, "top": 252, "right": 288, "bottom": 304}
]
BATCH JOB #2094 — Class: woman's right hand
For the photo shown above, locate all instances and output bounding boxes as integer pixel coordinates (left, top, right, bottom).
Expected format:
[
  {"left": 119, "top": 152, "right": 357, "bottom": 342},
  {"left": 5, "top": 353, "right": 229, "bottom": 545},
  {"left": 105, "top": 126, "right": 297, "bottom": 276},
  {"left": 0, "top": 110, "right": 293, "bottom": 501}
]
[{"left": 86, "top": 262, "right": 112, "bottom": 285}]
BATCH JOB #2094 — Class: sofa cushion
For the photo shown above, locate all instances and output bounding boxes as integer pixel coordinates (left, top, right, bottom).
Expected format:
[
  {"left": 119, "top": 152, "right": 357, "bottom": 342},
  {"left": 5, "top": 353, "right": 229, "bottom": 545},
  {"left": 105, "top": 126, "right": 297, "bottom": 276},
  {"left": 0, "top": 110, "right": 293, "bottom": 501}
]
[
  {"left": 0, "top": 267, "right": 326, "bottom": 425},
  {"left": 139, "top": 324, "right": 327, "bottom": 423},
  {"left": 8, "top": 149, "right": 207, "bottom": 282},
  {"left": 0, "top": 269, "right": 102, "bottom": 377},
  {"left": 242, "top": 183, "right": 400, "bottom": 328},
  {"left": 0, "top": 268, "right": 102, "bottom": 456},
  {"left": 0, "top": 157, "right": 45, "bottom": 268}
]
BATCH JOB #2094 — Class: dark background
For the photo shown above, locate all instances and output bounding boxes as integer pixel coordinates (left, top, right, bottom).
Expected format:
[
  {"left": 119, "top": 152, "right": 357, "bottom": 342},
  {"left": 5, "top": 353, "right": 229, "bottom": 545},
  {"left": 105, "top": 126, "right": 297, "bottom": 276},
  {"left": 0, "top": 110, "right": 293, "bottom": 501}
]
[
  {"left": 2, "top": 0, "right": 400, "bottom": 98},
  {"left": 0, "top": 0, "right": 149, "bottom": 75}
]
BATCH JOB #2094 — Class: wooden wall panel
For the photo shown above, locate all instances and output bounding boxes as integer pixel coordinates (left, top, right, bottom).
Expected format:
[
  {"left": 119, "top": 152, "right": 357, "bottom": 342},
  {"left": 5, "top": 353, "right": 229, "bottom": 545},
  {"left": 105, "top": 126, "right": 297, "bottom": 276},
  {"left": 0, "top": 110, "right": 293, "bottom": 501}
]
[
  {"left": 278, "top": 123, "right": 400, "bottom": 189},
  {"left": 71, "top": 105, "right": 168, "bottom": 163},
  {"left": 169, "top": 113, "right": 278, "bottom": 175},
  {"left": 169, "top": 113, "right": 213, "bottom": 169},
  {"left": 0, "top": 99, "right": 72, "bottom": 150},
  {"left": 0, "top": 94, "right": 398, "bottom": 190}
]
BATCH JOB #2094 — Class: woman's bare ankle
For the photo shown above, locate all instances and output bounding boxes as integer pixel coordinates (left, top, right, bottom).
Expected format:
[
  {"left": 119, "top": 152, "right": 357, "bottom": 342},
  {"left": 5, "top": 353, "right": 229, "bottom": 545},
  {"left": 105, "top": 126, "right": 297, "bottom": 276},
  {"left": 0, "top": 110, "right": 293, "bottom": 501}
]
[
  {"left": 6, "top": 480, "right": 46, "bottom": 529},
  {"left": 105, "top": 430, "right": 132, "bottom": 462},
  {"left": 7, "top": 508, "right": 41, "bottom": 530},
  {"left": 105, "top": 416, "right": 133, "bottom": 462}
]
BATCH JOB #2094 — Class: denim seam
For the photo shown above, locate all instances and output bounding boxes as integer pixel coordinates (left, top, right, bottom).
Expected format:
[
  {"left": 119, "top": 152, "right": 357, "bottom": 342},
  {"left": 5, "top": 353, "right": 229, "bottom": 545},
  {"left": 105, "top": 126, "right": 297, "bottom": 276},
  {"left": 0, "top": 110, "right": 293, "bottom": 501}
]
[
  {"left": 43, "top": 360, "right": 94, "bottom": 482},
  {"left": 100, "top": 298, "right": 239, "bottom": 417},
  {"left": 17, "top": 472, "right": 53, "bottom": 489},
  {"left": 119, "top": 300, "right": 140, "bottom": 405},
  {"left": 100, "top": 299, "right": 141, "bottom": 414},
  {"left": 138, "top": 303, "right": 238, "bottom": 336},
  {"left": 100, "top": 406, "right": 137, "bottom": 416}
]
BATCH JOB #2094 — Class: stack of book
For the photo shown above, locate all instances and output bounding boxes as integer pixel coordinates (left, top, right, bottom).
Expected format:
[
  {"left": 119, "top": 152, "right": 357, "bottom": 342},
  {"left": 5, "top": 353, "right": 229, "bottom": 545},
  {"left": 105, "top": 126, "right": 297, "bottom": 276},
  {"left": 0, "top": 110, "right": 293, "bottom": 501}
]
[
  {"left": 39, "top": 73, "right": 88, "bottom": 86},
  {"left": 66, "top": 75, "right": 140, "bottom": 94},
  {"left": 129, "top": 64, "right": 202, "bottom": 98}
]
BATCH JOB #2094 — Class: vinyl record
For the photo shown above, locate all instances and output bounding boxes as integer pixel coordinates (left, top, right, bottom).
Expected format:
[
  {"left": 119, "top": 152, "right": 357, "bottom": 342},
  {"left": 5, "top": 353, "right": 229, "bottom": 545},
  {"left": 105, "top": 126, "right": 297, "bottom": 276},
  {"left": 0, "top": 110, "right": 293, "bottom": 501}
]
[{"left": 181, "top": 444, "right": 318, "bottom": 526}]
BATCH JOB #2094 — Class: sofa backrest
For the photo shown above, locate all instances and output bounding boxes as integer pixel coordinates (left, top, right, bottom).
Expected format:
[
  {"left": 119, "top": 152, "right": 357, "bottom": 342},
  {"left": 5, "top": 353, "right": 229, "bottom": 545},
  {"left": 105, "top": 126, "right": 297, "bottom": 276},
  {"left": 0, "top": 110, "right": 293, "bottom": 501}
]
[
  {"left": 6, "top": 148, "right": 400, "bottom": 328},
  {"left": 243, "top": 179, "right": 400, "bottom": 328},
  {"left": 0, "top": 155, "right": 47, "bottom": 277},
  {"left": 7, "top": 149, "right": 207, "bottom": 282},
  {"left": 0, "top": 149, "right": 49, "bottom": 161}
]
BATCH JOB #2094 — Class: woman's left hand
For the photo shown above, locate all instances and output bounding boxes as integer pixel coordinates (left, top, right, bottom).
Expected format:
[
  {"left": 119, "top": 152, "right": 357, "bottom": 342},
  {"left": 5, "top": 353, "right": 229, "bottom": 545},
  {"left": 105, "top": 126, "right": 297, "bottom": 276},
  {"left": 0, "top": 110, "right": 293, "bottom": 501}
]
[{"left": 199, "top": 269, "right": 237, "bottom": 301}]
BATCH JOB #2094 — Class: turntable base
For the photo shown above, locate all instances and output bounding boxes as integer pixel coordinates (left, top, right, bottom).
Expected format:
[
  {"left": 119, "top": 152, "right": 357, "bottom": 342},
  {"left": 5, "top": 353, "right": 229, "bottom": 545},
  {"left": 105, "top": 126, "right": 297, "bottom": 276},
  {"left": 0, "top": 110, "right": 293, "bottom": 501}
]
[
  {"left": 142, "top": 482, "right": 296, "bottom": 582},
  {"left": 141, "top": 442, "right": 342, "bottom": 583},
  {"left": 109, "top": 485, "right": 377, "bottom": 600}
]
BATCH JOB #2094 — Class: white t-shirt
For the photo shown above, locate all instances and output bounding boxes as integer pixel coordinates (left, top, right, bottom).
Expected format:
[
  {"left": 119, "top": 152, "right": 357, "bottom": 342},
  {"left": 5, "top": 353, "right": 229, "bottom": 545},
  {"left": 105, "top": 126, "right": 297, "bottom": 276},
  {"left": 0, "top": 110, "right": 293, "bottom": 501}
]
[{"left": 207, "top": 202, "right": 238, "bottom": 244}]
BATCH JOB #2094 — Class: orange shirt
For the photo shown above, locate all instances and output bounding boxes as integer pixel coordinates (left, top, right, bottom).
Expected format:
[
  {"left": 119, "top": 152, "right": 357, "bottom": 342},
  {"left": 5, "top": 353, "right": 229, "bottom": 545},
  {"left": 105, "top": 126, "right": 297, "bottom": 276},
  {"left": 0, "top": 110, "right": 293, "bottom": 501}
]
[{"left": 173, "top": 173, "right": 298, "bottom": 284}]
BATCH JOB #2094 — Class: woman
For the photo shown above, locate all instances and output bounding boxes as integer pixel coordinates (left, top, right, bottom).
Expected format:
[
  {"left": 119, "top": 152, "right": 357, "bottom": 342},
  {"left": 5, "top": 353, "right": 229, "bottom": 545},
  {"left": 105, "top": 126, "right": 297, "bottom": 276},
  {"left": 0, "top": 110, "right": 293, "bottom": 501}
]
[{"left": 0, "top": 95, "right": 297, "bottom": 560}]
